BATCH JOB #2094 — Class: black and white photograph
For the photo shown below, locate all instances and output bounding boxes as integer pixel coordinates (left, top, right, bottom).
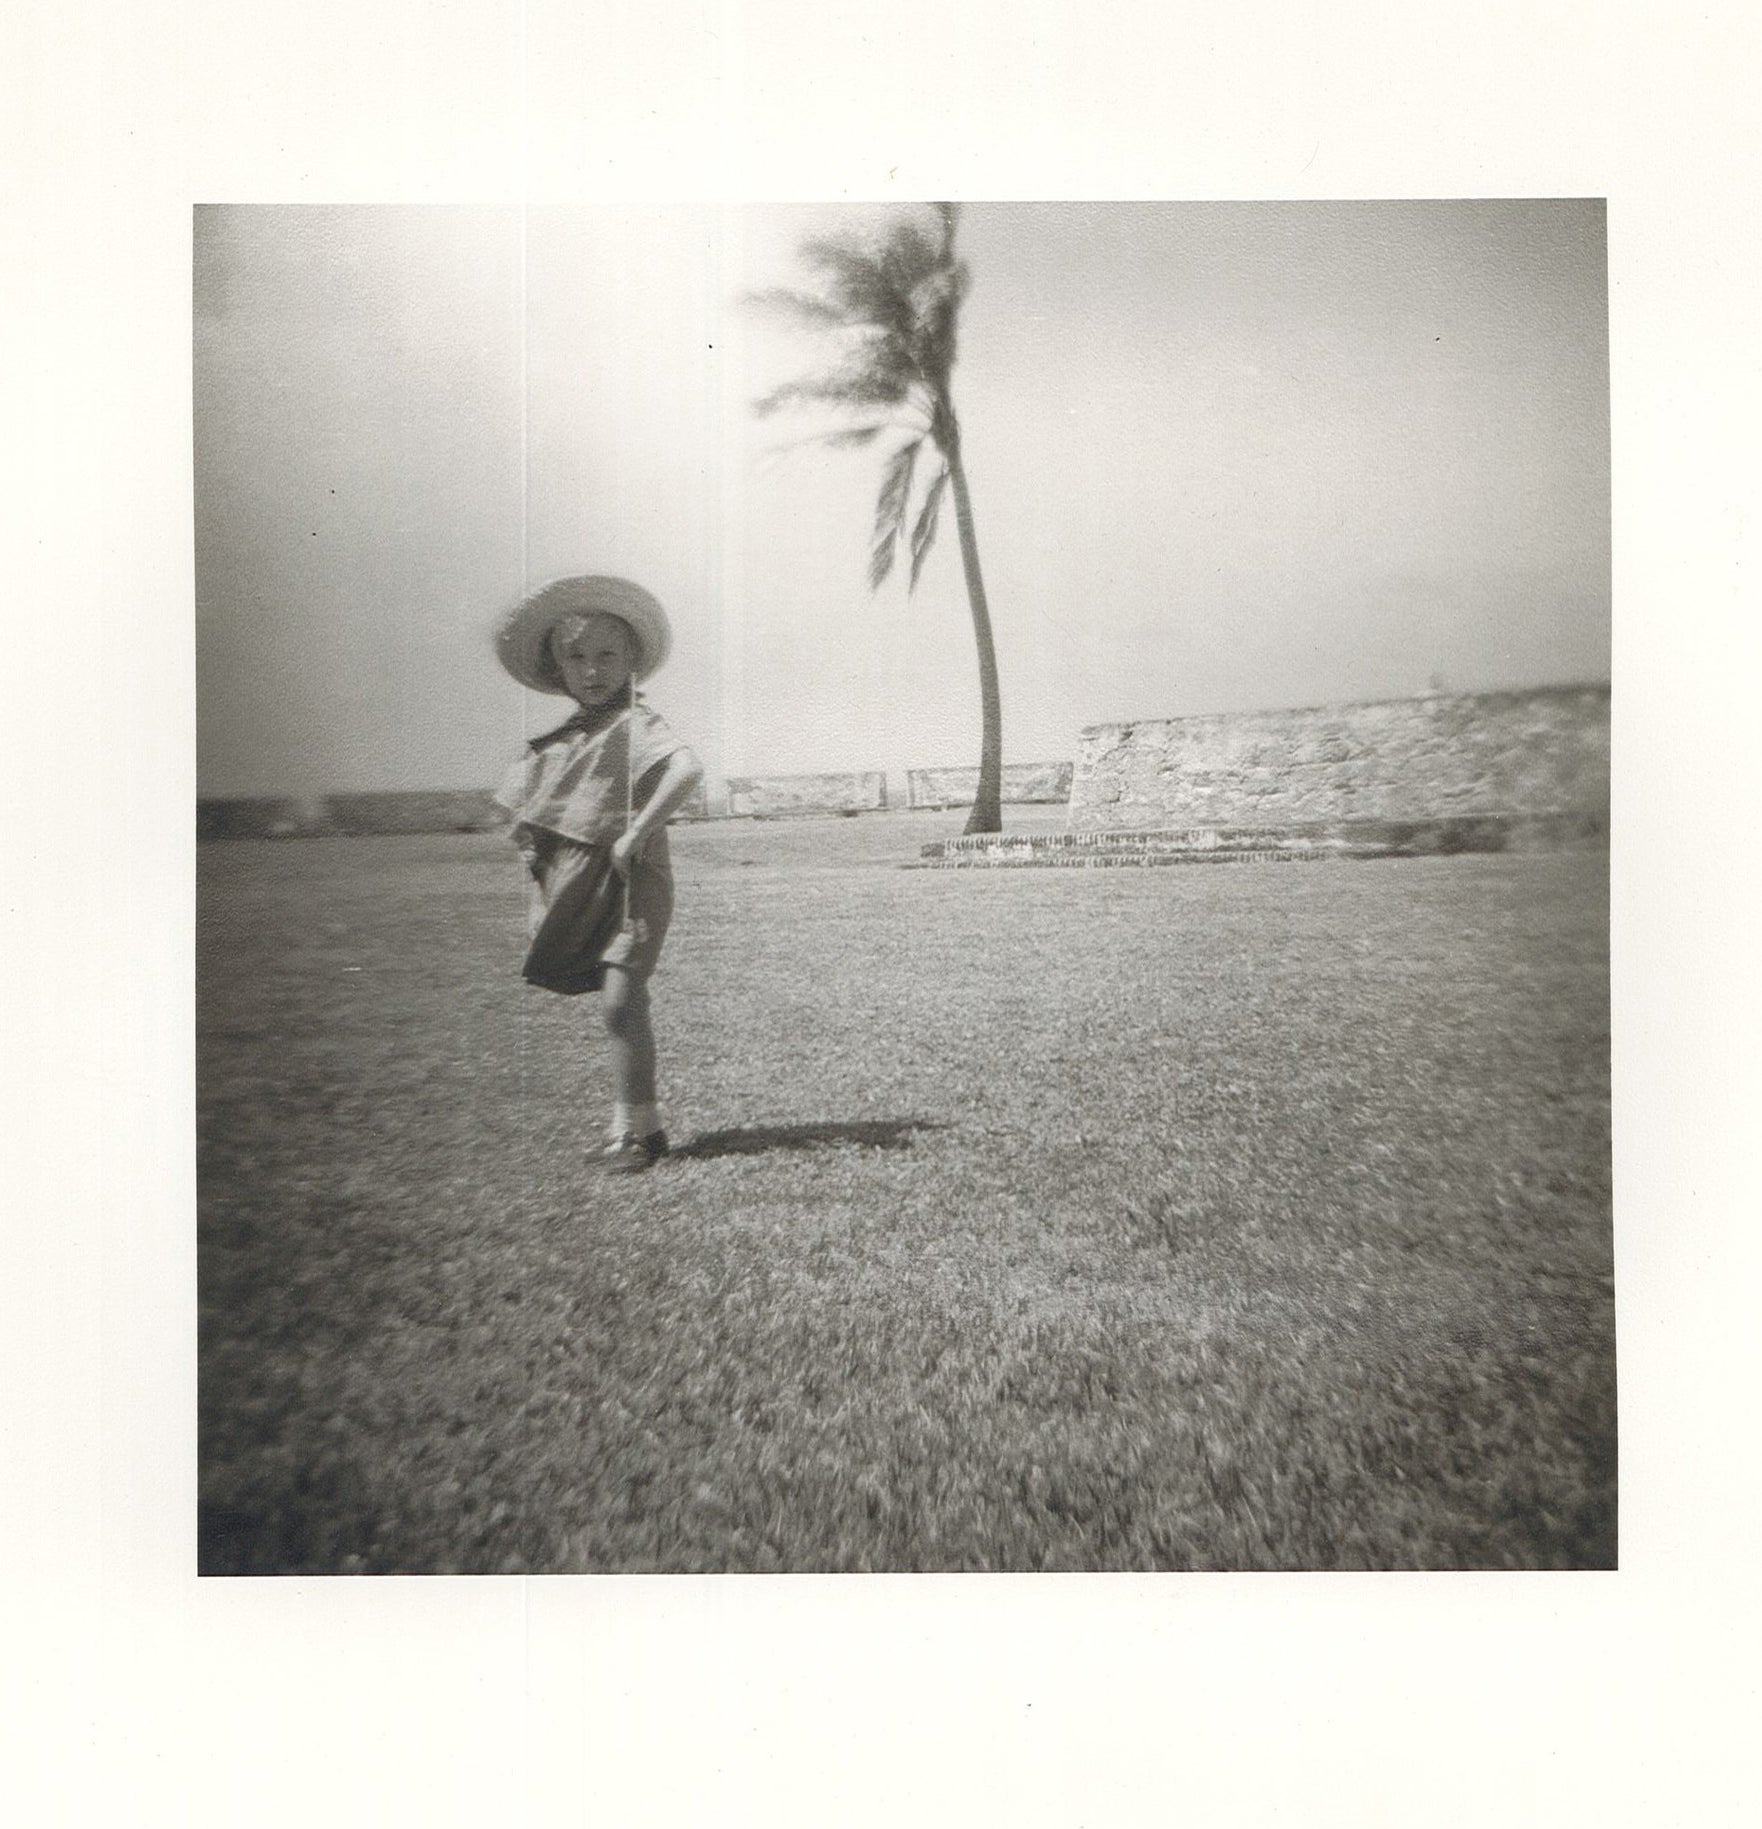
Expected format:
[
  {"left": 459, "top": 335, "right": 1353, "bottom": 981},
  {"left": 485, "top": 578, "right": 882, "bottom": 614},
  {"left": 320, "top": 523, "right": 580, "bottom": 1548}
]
[
  {"left": 196, "top": 199, "right": 1613, "bottom": 1575},
  {"left": 15, "top": 1, "right": 1762, "bottom": 1822}
]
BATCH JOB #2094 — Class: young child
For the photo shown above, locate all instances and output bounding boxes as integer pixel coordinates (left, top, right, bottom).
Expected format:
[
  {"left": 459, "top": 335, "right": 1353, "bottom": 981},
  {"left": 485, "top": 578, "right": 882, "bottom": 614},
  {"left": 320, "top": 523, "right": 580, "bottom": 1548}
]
[{"left": 493, "top": 576, "right": 704, "bottom": 1174}]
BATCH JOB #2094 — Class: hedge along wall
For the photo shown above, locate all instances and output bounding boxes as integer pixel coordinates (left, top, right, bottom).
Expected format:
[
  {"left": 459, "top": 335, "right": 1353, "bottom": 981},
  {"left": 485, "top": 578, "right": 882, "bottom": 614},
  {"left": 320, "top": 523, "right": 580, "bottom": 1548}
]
[
  {"left": 906, "top": 762, "right": 1074, "bottom": 809},
  {"left": 1068, "top": 684, "right": 1610, "bottom": 833}
]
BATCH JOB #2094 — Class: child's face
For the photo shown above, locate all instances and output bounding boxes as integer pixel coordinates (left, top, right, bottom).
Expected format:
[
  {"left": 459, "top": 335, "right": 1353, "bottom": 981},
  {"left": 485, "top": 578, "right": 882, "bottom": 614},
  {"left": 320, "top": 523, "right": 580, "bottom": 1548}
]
[{"left": 551, "top": 613, "right": 637, "bottom": 708}]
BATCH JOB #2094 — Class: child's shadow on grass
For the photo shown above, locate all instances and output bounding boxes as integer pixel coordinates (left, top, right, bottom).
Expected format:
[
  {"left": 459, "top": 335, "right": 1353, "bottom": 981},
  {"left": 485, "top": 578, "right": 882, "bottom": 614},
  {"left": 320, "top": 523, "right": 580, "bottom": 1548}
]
[{"left": 676, "top": 1119, "right": 943, "bottom": 1160}]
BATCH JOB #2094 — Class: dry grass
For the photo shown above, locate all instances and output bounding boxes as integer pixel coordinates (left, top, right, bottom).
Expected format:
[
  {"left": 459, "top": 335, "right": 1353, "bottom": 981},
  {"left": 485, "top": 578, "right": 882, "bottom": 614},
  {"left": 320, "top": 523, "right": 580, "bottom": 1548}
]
[{"left": 198, "top": 811, "right": 1613, "bottom": 1572}]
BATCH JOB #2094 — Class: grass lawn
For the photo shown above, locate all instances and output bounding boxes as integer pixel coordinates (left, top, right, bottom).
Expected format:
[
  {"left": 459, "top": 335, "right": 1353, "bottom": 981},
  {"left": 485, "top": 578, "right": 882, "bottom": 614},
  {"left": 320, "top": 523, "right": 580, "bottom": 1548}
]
[{"left": 198, "top": 810, "right": 1613, "bottom": 1572}]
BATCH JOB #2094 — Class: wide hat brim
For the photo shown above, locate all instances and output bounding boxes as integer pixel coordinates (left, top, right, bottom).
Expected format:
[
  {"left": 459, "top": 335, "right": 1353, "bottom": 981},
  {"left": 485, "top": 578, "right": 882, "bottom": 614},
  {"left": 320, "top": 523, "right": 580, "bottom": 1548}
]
[{"left": 494, "top": 575, "right": 673, "bottom": 694}]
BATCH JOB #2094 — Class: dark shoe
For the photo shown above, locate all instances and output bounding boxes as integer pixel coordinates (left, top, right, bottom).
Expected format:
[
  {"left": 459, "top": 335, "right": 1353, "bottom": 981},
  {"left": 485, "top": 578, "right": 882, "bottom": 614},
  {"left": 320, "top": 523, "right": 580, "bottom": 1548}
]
[{"left": 596, "top": 1130, "right": 669, "bottom": 1175}]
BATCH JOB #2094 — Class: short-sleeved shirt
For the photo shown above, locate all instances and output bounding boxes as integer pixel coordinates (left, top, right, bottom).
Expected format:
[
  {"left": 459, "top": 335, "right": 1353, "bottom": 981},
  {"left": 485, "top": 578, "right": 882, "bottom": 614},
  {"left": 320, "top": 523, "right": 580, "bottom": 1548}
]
[{"left": 494, "top": 697, "right": 687, "bottom": 851}]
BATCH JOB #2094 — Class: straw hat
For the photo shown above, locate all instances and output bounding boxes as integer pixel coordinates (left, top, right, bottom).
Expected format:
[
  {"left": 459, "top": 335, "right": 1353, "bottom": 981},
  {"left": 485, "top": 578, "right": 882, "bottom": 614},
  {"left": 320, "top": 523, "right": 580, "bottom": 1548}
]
[{"left": 494, "top": 575, "right": 673, "bottom": 694}]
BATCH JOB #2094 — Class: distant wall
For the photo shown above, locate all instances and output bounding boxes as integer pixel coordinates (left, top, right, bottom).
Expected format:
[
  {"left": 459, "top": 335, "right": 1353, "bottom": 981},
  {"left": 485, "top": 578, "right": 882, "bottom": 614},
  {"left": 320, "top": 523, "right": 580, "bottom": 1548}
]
[
  {"left": 724, "top": 772, "right": 888, "bottom": 817},
  {"left": 197, "top": 780, "right": 710, "bottom": 840},
  {"left": 197, "top": 791, "right": 505, "bottom": 841},
  {"left": 906, "top": 762, "right": 1074, "bottom": 809},
  {"left": 1069, "top": 685, "right": 1611, "bottom": 832}
]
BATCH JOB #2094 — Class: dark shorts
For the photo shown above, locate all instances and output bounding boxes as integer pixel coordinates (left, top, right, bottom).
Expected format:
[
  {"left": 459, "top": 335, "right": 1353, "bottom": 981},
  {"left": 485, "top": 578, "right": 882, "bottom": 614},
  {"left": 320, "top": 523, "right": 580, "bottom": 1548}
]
[{"left": 523, "top": 827, "right": 674, "bottom": 989}]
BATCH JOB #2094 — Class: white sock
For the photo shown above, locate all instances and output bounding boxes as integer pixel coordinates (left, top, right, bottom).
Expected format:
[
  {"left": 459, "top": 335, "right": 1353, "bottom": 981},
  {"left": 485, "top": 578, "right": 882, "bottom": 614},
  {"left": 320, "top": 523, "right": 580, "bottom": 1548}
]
[{"left": 611, "top": 1101, "right": 661, "bottom": 1139}]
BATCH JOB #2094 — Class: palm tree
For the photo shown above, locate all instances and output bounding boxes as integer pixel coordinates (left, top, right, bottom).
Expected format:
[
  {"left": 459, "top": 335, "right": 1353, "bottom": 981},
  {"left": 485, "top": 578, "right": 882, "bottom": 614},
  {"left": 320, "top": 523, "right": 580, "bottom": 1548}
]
[{"left": 750, "top": 203, "right": 1004, "bottom": 835}]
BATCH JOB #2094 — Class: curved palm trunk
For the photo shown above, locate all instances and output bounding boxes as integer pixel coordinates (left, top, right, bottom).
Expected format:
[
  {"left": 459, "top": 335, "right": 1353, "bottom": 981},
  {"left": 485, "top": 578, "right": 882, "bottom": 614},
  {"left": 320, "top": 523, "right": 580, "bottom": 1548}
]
[{"left": 944, "top": 444, "right": 1003, "bottom": 834}]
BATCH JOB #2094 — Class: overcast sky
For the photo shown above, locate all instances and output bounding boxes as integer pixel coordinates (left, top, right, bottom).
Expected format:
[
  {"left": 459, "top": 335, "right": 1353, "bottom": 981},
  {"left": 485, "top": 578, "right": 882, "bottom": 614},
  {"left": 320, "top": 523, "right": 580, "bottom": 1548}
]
[{"left": 194, "top": 200, "right": 1608, "bottom": 795}]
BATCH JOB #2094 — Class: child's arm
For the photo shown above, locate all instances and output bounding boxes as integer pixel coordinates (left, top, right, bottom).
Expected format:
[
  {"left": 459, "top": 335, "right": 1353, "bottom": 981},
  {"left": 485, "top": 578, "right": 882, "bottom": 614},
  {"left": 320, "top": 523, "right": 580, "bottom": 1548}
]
[{"left": 611, "top": 747, "right": 705, "bottom": 873}]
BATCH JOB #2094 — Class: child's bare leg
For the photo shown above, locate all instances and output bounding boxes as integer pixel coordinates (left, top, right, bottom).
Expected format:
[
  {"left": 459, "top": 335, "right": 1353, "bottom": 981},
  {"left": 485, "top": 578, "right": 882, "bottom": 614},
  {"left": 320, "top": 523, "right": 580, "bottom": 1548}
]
[
  {"left": 600, "top": 966, "right": 657, "bottom": 1114},
  {"left": 596, "top": 967, "right": 666, "bottom": 1172}
]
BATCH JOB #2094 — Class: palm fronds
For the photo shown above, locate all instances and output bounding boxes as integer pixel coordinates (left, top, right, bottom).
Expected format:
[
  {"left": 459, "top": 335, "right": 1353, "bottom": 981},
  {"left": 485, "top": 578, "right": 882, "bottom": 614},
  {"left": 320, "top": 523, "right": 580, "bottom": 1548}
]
[
  {"left": 752, "top": 364, "right": 917, "bottom": 419},
  {"left": 868, "top": 439, "right": 922, "bottom": 589},
  {"left": 747, "top": 207, "right": 969, "bottom": 596},
  {"left": 909, "top": 466, "right": 948, "bottom": 589},
  {"left": 821, "top": 425, "right": 890, "bottom": 450}
]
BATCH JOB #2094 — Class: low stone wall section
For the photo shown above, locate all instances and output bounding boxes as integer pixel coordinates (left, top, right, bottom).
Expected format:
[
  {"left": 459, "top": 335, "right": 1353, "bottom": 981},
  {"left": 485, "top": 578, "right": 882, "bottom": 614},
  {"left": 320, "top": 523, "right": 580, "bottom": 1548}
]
[
  {"left": 1069, "top": 684, "right": 1610, "bottom": 832},
  {"left": 198, "top": 781, "right": 710, "bottom": 840},
  {"left": 724, "top": 772, "right": 887, "bottom": 817},
  {"left": 906, "top": 762, "right": 1073, "bottom": 809},
  {"left": 916, "top": 811, "right": 1606, "bottom": 867}
]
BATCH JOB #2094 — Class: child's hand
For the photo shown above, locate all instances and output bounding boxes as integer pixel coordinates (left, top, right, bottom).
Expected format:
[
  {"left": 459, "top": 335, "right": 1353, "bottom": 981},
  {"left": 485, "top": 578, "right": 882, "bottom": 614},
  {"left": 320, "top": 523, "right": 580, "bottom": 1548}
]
[{"left": 610, "top": 830, "right": 644, "bottom": 876}]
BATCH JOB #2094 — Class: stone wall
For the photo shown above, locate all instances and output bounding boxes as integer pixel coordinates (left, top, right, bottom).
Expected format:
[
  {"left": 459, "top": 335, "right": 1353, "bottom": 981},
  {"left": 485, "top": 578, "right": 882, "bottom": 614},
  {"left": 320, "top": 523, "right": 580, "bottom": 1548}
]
[
  {"left": 197, "top": 793, "right": 508, "bottom": 841},
  {"left": 1069, "top": 685, "right": 1610, "bottom": 833},
  {"left": 723, "top": 771, "right": 888, "bottom": 817},
  {"left": 197, "top": 780, "right": 710, "bottom": 840},
  {"left": 905, "top": 762, "right": 1074, "bottom": 809}
]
